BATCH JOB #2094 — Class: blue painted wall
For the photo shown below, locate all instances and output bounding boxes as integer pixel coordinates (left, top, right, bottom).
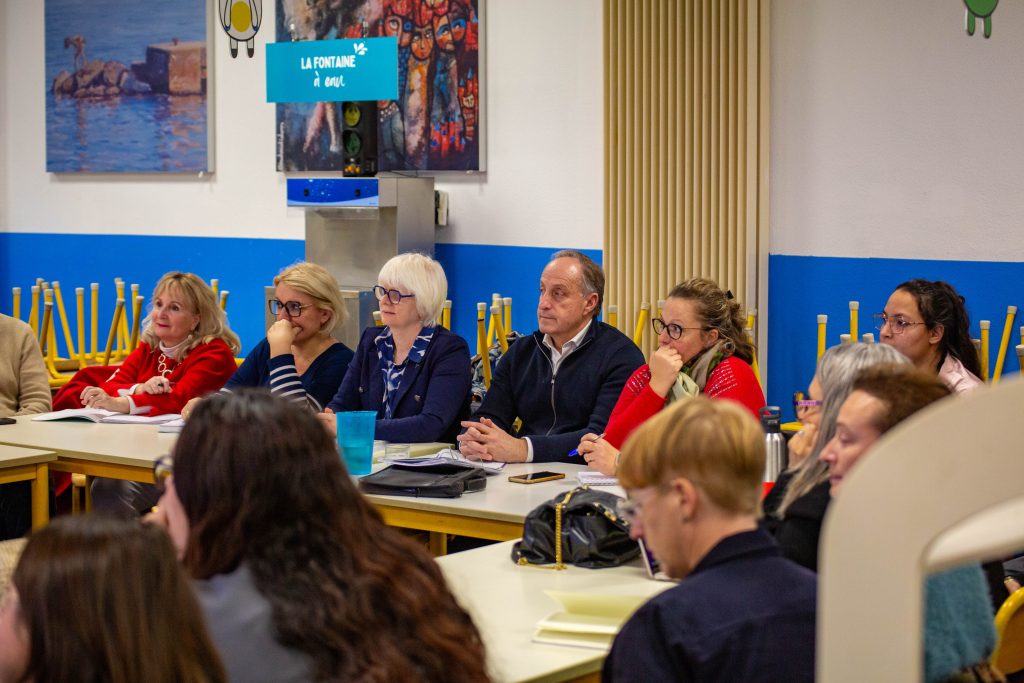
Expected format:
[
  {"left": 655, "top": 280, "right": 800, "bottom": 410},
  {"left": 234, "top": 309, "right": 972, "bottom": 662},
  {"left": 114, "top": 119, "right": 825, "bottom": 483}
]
[
  {"left": 0, "top": 232, "right": 304, "bottom": 356},
  {"left": 435, "top": 243, "right": 603, "bottom": 346},
  {"left": 0, "top": 233, "right": 601, "bottom": 362},
  {"left": 768, "top": 254, "right": 1024, "bottom": 420}
]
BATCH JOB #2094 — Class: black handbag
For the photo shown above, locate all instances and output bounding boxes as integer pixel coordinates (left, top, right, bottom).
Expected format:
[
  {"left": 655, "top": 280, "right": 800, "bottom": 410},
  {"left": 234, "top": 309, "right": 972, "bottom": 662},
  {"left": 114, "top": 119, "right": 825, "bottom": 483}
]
[
  {"left": 358, "top": 463, "right": 487, "bottom": 498},
  {"left": 511, "top": 486, "right": 639, "bottom": 569}
]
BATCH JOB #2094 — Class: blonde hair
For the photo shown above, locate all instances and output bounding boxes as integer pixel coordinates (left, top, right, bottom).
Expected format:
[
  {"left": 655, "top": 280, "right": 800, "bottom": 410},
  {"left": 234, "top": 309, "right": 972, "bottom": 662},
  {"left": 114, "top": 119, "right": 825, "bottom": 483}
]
[
  {"left": 273, "top": 262, "right": 347, "bottom": 335},
  {"left": 618, "top": 396, "right": 764, "bottom": 516},
  {"left": 377, "top": 252, "right": 447, "bottom": 327},
  {"left": 140, "top": 272, "right": 241, "bottom": 355}
]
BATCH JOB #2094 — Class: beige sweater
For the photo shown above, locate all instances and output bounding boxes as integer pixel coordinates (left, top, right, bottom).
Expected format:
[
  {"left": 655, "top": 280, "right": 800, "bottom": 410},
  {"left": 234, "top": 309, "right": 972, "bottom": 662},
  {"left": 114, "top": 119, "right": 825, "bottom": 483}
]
[{"left": 0, "top": 315, "right": 51, "bottom": 417}]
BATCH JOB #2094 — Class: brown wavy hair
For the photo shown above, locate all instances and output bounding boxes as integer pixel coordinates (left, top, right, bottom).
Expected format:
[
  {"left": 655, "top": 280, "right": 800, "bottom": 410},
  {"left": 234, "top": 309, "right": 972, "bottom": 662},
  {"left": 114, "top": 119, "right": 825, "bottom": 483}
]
[
  {"left": 668, "top": 278, "right": 754, "bottom": 363},
  {"left": 12, "top": 514, "right": 225, "bottom": 683},
  {"left": 173, "top": 390, "right": 490, "bottom": 683}
]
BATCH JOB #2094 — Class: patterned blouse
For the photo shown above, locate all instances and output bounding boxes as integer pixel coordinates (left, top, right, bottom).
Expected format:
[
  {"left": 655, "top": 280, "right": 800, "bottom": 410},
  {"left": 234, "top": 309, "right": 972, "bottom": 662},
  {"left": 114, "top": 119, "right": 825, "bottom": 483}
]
[{"left": 374, "top": 326, "right": 435, "bottom": 418}]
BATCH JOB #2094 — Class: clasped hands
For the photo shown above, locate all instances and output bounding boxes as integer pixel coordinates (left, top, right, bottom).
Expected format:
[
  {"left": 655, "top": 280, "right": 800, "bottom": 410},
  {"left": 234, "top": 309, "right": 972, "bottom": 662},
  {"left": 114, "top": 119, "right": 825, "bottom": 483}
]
[{"left": 457, "top": 417, "right": 528, "bottom": 462}]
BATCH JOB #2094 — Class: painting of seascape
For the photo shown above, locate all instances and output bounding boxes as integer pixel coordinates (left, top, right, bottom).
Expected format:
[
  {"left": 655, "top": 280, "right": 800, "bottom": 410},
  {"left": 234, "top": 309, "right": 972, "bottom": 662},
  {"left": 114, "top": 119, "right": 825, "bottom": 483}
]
[{"left": 45, "top": 0, "right": 211, "bottom": 173}]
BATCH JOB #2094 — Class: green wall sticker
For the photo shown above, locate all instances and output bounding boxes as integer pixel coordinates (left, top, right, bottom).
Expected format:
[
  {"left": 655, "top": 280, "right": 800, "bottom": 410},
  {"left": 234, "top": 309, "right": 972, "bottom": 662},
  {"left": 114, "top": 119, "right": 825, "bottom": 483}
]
[{"left": 964, "top": 0, "right": 998, "bottom": 38}]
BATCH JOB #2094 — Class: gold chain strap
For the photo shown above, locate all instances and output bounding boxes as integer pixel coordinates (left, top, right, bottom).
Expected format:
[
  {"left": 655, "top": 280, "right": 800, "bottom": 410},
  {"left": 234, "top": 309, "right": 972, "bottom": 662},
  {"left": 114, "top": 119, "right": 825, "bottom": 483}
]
[{"left": 517, "top": 488, "right": 577, "bottom": 571}]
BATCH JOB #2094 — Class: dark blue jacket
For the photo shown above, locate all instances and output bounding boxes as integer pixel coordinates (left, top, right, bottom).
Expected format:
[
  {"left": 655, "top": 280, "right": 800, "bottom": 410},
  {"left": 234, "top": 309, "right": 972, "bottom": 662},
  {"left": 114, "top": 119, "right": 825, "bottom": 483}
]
[
  {"left": 225, "top": 338, "right": 353, "bottom": 411},
  {"left": 327, "top": 326, "right": 471, "bottom": 443},
  {"left": 603, "top": 529, "right": 817, "bottom": 683},
  {"left": 471, "top": 321, "right": 644, "bottom": 462}
]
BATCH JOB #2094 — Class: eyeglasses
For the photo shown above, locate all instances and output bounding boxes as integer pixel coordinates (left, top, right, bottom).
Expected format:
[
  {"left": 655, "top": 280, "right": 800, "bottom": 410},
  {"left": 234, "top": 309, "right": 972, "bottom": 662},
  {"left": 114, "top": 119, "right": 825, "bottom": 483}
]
[
  {"left": 269, "top": 299, "right": 314, "bottom": 318},
  {"left": 153, "top": 454, "right": 173, "bottom": 493},
  {"left": 373, "top": 285, "right": 416, "bottom": 305},
  {"left": 793, "top": 391, "right": 822, "bottom": 419},
  {"left": 873, "top": 313, "right": 926, "bottom": 335},
  {"left": 651, "top": 317, "right": 706, "bottom": 340},
  {"left": 616, "top": 497, "right": 640, "bottom": 525}
]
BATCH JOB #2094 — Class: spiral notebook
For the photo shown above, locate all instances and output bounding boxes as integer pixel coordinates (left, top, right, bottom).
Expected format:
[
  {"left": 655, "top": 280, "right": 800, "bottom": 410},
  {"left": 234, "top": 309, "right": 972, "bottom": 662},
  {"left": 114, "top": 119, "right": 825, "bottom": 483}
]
[{"left": 576, "top": 471, "right": 618, "bottom": 486}]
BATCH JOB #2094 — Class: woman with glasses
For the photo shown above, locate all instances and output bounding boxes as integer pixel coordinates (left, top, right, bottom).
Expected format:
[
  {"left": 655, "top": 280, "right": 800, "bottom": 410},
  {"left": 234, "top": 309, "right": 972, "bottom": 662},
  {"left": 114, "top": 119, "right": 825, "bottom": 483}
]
[
  {"left": 762, "top": 342, "right": 908, "bottom": 571},
  {"left": 604, "top": 397, "right": 817, "bottom": 682},
  {"left": 150, "top": 391, "right": 489, "bottom": 683},
  {"left": 182, "top": 262, "right": 353, "bottom": 418},
  {"left": 576, "top": 278, "right": 764, "bottom": 476},
  {"left": 0, "top": 514, "right": 226, "bottom": 683},
  {"left": 319, "top": 252, "right": 471, "bottom": 443},
  {"left": 877, "top": 279, "right": 982, "bottom": 394}
]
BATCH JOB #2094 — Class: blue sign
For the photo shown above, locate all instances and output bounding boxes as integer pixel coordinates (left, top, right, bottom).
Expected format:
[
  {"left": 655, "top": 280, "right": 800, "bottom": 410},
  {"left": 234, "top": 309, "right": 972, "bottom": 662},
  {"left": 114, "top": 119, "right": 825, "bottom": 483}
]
[
  {"left": 286, "top": 178, "right": 379, "bottom": 207},
  {"left": 266, "top": 37, "right": 398, "bottom": 103}
]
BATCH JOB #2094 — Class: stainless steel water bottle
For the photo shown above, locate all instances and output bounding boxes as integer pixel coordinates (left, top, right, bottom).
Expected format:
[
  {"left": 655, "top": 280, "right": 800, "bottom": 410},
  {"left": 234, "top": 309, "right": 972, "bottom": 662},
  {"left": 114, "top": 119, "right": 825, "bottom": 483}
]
[{"left": 760, "top": 406, "right": 787, "bottom": 483}]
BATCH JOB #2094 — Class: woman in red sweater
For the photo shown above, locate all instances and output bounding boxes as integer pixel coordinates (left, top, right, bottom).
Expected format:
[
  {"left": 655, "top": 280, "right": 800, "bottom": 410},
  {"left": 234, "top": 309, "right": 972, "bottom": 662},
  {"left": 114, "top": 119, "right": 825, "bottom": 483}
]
[
  {"left": 576, "top": 278, "right": 764, "bottom": 475},
  {"left": 75, "top": 272, "right": 240, "bottom": 416}
]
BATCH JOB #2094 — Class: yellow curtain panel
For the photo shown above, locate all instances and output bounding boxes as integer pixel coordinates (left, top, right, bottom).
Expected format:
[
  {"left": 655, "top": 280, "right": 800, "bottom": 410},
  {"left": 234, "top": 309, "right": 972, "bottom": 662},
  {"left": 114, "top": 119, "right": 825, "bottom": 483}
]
[{"left": 604, "top": 0, "right": 769, "bottom": 364}]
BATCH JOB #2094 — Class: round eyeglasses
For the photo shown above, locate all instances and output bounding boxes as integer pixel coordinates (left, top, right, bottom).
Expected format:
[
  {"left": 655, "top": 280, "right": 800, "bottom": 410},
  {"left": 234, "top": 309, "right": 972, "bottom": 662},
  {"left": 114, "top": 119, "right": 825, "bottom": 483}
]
[
  {"left": 873, "top": 313, "right": 925, "bottom": 335},
  {"left": 374, "top": 285, "right": 416, "bottom": 305},
  {"left": 651, "top": 317, "right": 707, "bottom": 340}
]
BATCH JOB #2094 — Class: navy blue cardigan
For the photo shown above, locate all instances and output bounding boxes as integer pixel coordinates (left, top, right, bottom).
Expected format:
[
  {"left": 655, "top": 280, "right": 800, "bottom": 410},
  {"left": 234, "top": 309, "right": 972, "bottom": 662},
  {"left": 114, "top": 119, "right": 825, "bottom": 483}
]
[
  {"left": 470, "top": 321, "right": 644, "bottom": 462},
  {"left": 326, "top": 326, "right": 471, "bottom": 443},
  {"left": 224, "top": 338, "right": 353, "bottom": 412}
]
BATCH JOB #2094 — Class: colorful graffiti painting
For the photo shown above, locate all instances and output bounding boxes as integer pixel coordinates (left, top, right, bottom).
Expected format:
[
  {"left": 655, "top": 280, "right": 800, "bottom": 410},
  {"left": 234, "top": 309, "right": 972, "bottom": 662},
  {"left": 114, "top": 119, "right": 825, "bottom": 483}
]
[{"left": 276, "top": 0, "right": 481, "bottom": 172}]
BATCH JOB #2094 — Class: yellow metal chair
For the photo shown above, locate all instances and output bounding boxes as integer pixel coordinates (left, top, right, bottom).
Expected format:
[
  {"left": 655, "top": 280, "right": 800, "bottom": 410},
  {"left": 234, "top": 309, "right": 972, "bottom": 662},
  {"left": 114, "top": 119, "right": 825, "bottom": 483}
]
[
  {"left": 607, "top": 304, "right": 618, "bottom": 330},
  {"left": 992, "top": 588, "right": 1024, "bottom": 676},
  {"left": 633, "top": 302, "right": 650, "bottom": 347},
  {"left": 817, "top": 314, "right": 827, "bottom": 361},
  {"left": 992, "top": 305, "right": 1017, "bottom": 384},
  {"left": 442, "top": 299, "right": 452, "bottom": 330},
  {"left": 476, "top": 302, "right": 491, "bottom": 389},
  {"left": 980, "top": 320, "right": 990, "bottom": 383}
]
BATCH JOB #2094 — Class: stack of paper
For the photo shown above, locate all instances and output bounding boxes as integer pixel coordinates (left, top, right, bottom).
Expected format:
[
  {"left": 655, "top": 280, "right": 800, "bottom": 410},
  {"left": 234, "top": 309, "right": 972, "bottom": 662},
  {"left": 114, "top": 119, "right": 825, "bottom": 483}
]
[
  {"left": 532, "top": 591, "right": 649, "bottom": 650},
  {"left": 576, "top": 471, "right": 619, "bottom": 486},
  {"left": 32, "top": 409, "right": 183, "bottom": 425},
  {"left": 383, "top": 448, "right": 506, "bottom": 473}
]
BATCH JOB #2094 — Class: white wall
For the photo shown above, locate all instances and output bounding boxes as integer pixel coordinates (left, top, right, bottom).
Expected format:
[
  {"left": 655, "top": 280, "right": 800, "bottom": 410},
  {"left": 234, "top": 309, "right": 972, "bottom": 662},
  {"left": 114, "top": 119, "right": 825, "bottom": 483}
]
[
  {"left": 770, "top": 0, "right": 1024, "bottom": 261},
  {"left": 0, "top": 0, "right": 603, "bottom": 250}
]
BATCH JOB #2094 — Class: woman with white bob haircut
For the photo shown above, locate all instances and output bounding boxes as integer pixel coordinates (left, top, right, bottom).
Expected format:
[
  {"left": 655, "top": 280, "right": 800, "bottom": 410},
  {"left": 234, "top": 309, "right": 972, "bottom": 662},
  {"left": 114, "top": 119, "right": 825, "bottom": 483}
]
[{"left": 320, "top": 252, "right": 471, "bottom": 443}]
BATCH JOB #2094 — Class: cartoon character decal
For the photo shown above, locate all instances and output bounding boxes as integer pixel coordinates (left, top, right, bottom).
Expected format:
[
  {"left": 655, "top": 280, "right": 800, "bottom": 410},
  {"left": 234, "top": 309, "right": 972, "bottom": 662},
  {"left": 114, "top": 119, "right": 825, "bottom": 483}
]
[
  {"left": 964, "top": 0, "right": 997, "bottom": 38},
  {"left": 221, "top": 0, "right": 262, "bottom": 57}
]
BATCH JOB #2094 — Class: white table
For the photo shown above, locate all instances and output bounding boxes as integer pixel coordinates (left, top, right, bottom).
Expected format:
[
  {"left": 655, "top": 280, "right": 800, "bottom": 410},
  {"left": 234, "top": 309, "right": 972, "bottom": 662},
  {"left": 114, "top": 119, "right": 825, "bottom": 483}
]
[
  {"left": 363, "top": 461, "right": 617, "bottom": 554},
  {"left": 436, "top": 540, "right": 670, "bottom": 683},
  {"left": 0, "top": 443, "right": 56, "bottom": 529}
]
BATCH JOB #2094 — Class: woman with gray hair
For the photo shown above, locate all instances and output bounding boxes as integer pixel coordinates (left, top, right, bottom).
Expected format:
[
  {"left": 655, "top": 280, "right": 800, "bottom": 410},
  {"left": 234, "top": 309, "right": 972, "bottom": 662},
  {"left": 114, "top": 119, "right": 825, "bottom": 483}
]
[
  {"left": 763, "top": 342, "right": 909, "bottom": 571},
  {"left": 320, "top": 252, "right": 471, "bottom": 443}
]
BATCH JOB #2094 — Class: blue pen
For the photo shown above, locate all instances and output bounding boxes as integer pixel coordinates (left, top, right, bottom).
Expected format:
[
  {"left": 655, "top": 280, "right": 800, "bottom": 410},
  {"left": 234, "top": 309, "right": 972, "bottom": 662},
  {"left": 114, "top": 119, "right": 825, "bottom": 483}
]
[{"left": 568, "top": 432, "right": 606, "bottom": 458}]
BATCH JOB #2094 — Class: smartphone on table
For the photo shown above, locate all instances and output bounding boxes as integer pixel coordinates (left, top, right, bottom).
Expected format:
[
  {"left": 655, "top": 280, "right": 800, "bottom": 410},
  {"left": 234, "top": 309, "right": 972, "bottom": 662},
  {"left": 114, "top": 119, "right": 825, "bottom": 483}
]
[{"left": 508, "top": 471, "right": 566, "bottom": 485}]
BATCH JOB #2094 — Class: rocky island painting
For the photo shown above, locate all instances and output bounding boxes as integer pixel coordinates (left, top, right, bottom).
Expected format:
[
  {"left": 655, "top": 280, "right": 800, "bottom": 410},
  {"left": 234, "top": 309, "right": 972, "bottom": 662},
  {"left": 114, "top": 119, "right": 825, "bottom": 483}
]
[{"left": 45, "top": 0, "right": 211, "bottom": 173}]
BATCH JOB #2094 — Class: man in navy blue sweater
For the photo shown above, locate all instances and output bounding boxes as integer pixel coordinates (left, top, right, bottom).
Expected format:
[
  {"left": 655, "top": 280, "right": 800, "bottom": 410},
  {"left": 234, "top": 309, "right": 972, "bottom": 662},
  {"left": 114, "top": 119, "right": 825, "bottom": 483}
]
[{"left": 457, "top": 250, "right": 644, "bottom": 463}]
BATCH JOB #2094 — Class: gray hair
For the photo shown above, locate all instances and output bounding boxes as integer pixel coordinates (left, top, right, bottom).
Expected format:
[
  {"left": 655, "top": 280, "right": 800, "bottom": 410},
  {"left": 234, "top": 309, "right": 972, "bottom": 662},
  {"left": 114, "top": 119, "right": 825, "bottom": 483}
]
[
  {"left": 550, "top": 249, "right": 604, "bottom": 317},
  {"left": 777, "top": 342, "right": 910, "bottom": 515},
  {"left": 377, "top": 252, "right": 448, "bottom": 327}
]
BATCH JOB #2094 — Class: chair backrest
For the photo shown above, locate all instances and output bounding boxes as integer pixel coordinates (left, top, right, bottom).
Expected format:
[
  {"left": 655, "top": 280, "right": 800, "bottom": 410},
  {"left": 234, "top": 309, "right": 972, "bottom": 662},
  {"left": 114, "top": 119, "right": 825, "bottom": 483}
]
[
  {"left": 818, "top": 376, "right": 1024, "bottom": 682},
  {"left": 993, "top": 589, "right": 1024, "bottom": 675}
]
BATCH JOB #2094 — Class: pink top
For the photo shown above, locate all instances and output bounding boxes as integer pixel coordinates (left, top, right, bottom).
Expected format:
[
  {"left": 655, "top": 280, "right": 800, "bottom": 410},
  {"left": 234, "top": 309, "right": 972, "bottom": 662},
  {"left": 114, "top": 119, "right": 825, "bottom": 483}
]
[{"left": 938, "top": 354, "right": 983, "bottom": 395}]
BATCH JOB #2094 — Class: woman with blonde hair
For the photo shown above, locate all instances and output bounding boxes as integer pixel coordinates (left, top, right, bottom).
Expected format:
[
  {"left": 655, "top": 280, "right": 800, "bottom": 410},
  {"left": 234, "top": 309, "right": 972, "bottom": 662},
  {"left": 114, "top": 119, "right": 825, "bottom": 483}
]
[
  {"left": 74, "top": 272, "right": 240, "bottom": 415},
  {"left": 183, "top": 262, "right": 353, "bottom": 417},
  {"left": 604, "top": 397, "right": 816, "bottom": 681},
  {"left": 577, "top": 277, "right": 764, "bottom": 476},
  {"left": 320, "top": 252, "right": 471, "bottom": 443},
  {"left": 0, "top": 514, "right": 225, "bottom": 683}
]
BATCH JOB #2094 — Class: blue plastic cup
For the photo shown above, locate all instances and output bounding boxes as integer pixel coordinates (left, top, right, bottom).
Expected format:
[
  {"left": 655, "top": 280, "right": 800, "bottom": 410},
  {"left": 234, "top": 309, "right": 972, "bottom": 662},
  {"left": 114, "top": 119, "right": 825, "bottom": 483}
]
[{"left": 336, "top": 411, "right": 376, "bottom": 476}]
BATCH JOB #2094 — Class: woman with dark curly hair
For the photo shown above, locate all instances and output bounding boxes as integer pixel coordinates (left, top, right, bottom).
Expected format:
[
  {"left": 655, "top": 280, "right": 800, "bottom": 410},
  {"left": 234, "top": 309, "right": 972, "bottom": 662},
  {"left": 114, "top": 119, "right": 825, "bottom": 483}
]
[
  {"left": 878, "top": 279, "right": 982, "bottom": 394},
  {"left": 0, "top": 514, "right": 225, "bottom": 683},
  {"left": 152, "top": 390, "right": 489, "bottom": 683},
  {"left": 576, "top": 277, "right": 764, "bottom": 476}
]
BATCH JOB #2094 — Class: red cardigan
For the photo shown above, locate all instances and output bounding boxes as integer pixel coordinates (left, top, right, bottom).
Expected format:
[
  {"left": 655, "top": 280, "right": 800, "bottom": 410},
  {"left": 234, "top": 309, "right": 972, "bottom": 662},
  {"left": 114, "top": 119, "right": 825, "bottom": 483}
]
[
  {"left": 603, "top": 356, "right": 765, "bottom": 449},
  {"left": 98, "top": 339, "right": 237, "bottom": 415}
]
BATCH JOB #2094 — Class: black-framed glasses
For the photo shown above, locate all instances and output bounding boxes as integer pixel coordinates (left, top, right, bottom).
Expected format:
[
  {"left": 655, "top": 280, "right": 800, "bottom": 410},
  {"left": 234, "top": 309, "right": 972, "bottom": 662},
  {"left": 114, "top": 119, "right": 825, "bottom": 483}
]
[
  {"left": 269, "top": 299, "right": 313, "bottom": 318},
  {"left": 792, "top": 391, "right": 822, "bottom": 418},
  {"left": 652, "top": 317, "right": 706, "bottom": 340},
  {"left": 873, "top": 313, "right": 925, "bottom": 335},
  {"left": 153, "top": 454, "right": 173, "bottom": 493},
  {"left": 373, "top": 285, "right": 416, "bottom": 305}
]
